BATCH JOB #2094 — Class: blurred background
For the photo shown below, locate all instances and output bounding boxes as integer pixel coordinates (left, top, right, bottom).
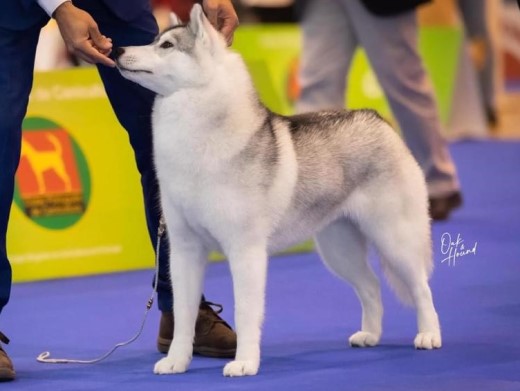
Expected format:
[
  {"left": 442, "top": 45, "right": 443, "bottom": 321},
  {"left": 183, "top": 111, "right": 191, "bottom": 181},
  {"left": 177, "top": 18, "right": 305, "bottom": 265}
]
[{"left": 33, "top": 0, "right": 520, "bottom": 139}]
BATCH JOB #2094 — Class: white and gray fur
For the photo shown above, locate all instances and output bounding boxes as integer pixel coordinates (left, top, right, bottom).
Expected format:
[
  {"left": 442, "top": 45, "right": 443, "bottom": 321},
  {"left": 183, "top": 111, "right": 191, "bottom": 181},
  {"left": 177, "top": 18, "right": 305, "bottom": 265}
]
[{"left": 116, "top": 4, "right": 441, "bottom": 377}]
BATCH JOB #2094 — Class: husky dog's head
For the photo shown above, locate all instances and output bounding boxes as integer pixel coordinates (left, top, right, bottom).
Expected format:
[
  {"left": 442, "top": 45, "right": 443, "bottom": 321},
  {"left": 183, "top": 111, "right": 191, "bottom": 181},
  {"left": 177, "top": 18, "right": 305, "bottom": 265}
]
[{"left": 115, "top": 4, "right": 227, "bottom": 95}]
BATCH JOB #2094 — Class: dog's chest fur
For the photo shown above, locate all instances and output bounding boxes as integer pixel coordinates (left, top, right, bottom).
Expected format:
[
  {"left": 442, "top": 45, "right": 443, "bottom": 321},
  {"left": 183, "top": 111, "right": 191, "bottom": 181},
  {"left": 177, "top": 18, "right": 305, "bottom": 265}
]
[{"left": 151, "top": 89, "right": 299, "bottom": 250}]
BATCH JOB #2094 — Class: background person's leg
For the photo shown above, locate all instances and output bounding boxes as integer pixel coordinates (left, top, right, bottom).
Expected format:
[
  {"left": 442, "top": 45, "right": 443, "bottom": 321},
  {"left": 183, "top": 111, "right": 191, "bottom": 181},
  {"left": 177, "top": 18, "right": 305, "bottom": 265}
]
[
  {"left": 345, "top": 0, "right": 460, "bottom": 199},
  {"left": 297, "top": 0, "right": 357, "bottom": 113},
  {"left": 457, "top": 0, "right": 497, "bottom": 126}
]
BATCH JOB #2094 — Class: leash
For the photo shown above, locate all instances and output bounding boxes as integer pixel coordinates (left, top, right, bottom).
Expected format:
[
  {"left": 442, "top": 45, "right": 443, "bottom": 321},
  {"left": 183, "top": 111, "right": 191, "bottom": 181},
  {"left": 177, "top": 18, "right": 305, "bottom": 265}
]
[{"left": 37, "top": 217, "right": 166, "bottom": 364}]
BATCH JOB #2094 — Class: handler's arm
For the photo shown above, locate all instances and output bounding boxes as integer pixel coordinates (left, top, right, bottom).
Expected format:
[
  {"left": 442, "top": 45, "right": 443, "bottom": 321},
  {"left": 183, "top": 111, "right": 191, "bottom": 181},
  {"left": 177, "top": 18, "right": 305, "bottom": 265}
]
[
  {"left": 36, "top": 0, "right": 116, "bottom": 67},
  {"left": 202, "top": 0, "right": 239, "bottom": 45}
]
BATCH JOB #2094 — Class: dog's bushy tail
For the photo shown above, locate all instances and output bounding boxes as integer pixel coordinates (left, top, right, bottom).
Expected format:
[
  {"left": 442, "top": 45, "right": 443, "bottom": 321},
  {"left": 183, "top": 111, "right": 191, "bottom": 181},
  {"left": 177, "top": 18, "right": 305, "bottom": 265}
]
[
  {"left": 369, "top": 161, "right": 434, "bottom": 308},
  {"left": 378, "top": 223, "right": 433, "bottom": 308},
  {"left": 380, "top": 260, "right": 432, "bottom": 307}
]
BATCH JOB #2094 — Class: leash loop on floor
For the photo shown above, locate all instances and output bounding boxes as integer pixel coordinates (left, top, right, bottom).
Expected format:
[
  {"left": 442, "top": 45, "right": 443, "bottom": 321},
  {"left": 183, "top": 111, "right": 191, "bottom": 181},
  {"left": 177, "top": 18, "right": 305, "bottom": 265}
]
[{"left": 37, "top": 216, "right": 166, "bottom": 364}]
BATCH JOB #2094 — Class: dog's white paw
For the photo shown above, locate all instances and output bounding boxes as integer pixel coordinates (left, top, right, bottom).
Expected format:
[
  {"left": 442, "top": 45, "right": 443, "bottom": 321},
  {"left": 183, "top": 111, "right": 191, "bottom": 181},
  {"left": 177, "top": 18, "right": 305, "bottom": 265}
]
[
  {"left": 414, "top": 331, "right": 442, "bottom": 350},
  {"left": 349, "top": 331, "right": 380, "bottom": 347},
  {"left": 223, "top": 360, "right": 259, "bottom": 377},
  {"left": 153, "top": 356, "right": 191, "bottom": 375}
]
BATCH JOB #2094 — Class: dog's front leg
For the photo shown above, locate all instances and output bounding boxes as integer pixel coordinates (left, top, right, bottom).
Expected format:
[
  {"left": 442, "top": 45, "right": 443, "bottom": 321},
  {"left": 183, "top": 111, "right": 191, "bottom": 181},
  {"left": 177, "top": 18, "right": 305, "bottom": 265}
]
[
  {"left": 154, "top": 221, "right": 207, "bottom": 375},
  {"left": 223, "top": 244, "right": 268, "bottom": 377}
]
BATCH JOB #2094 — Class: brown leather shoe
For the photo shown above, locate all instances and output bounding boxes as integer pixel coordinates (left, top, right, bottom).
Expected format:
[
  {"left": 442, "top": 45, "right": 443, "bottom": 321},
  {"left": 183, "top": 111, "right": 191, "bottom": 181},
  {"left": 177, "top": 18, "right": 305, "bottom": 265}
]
[
  {"left": 157, "top": 301, "right": 236, "bottom": 358},
  {"left": 0, "top": 332, "right": 15, "bottom": 382},
  {"left": 429, "top": 191, "right": 463, "bottom": 221}
]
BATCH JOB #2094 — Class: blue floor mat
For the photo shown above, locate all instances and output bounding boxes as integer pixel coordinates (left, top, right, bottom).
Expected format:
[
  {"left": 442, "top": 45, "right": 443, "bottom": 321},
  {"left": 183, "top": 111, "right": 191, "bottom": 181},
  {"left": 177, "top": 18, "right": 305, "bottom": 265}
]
[{"left": 3, "top": 140, "right": 520, "bottom": 390}]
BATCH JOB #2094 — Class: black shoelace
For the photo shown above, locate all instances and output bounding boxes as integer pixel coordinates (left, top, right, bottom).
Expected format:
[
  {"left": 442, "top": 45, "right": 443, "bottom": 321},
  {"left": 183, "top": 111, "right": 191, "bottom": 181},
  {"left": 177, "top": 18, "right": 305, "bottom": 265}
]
[{"left": 200, "top": 301, "right": 233, "bottom": 330}]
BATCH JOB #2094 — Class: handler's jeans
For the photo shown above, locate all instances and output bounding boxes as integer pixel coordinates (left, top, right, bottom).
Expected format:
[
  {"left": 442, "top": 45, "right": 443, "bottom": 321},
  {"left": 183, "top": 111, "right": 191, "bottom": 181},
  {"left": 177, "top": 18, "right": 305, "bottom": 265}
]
[{"left": 0, "top": 1, "right": 174, "bottom": 315}]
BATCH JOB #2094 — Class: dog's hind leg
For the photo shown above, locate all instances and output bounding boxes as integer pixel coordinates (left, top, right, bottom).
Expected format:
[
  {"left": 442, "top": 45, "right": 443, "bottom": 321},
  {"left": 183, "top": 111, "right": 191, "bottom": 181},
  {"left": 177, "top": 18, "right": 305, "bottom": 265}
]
[
  {"left": 223, "top": 242, "right": 268, "bottom": 377},
  {"left": 349, "top": 184, "right": 442, "bottom": 350},
  {"left": 154, "top": 210, "right": 208, "bottom": 375},
  {"left": 315, "top": 217, "right": 383, "bottom": 347}
]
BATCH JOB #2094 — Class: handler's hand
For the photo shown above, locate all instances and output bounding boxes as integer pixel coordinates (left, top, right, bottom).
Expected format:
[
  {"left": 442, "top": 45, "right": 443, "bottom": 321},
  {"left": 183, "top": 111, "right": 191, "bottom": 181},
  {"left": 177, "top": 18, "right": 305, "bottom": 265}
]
[
  {"left": 54, "top": 1, "right": 116, "bottom": 67},
  {"left": 202, "top": 0, "right": 239, "bottom": 46}
]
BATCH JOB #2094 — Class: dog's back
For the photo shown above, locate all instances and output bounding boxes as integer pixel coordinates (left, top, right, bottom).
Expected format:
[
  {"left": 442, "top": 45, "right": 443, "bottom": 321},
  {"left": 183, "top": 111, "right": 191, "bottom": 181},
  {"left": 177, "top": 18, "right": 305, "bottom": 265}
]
[{"left": 258, "top": 108, "right": 421, "bottom": 253}]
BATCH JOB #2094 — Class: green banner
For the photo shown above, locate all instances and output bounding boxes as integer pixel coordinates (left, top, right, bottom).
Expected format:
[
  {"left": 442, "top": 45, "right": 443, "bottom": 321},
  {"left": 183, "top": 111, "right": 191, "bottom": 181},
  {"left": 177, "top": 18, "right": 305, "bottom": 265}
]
[
  {"left": 9, "top": 69, "right": 152, "bottom": 282},
  {"left": 233, "top": 25, "right": 460, "bottom": 122}
]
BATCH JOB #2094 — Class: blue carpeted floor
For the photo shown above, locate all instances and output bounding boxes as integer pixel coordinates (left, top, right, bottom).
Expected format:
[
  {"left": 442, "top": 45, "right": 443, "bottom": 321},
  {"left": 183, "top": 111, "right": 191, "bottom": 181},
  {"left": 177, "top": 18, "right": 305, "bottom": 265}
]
[{"left": 3, "top": 140, "right": 520, "bottom": 390}]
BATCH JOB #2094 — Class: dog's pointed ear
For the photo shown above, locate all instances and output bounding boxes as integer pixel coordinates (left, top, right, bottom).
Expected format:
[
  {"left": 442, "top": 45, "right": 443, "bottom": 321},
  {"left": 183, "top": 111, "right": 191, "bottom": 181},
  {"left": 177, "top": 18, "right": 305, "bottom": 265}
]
[
  {"left": 189, "top": 4, "right": 208, "bottom": 41},
  {"left": 169, "top": 12, "right": 182, "bottom": 27},
  {"left": 189, "top": 4, "right": 224, "bottom": 51}
]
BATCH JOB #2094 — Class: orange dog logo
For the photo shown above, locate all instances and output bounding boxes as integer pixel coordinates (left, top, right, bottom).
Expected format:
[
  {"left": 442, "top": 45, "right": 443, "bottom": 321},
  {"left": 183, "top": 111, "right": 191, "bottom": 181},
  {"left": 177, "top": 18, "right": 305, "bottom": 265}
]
[
  {"left": 16, "top": 128, "right": 86, "bottom": 222},
  {"left": 20, "top": 133, "right": 73, "bottom": 194}
]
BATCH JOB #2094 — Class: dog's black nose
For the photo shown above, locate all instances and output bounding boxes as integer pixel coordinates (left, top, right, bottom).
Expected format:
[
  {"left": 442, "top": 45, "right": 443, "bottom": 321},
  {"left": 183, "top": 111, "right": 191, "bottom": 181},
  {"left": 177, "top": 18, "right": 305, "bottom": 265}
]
[{"left": 112, "top": 47, "right": 125, "bottom": 60}]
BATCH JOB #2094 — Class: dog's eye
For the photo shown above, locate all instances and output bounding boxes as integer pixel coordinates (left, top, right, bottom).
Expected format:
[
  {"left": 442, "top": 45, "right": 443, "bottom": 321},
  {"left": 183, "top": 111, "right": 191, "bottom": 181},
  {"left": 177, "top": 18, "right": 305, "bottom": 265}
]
[{"left": 160, "top": 41, "right": 174, "bottom": 49}]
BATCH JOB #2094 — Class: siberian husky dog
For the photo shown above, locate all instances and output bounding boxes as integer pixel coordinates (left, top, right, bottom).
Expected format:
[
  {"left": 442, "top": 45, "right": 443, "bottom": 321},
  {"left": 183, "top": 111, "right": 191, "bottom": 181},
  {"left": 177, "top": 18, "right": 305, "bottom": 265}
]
[{"left": 116, "top": 4, "right": 442, "bottom": 377}]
